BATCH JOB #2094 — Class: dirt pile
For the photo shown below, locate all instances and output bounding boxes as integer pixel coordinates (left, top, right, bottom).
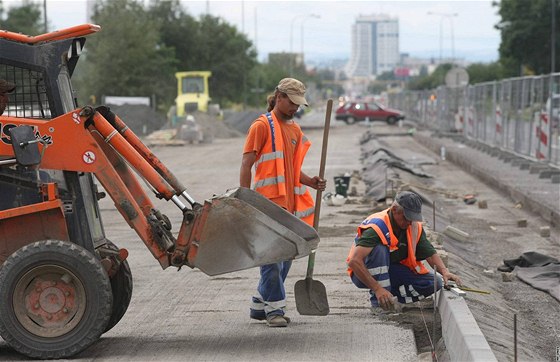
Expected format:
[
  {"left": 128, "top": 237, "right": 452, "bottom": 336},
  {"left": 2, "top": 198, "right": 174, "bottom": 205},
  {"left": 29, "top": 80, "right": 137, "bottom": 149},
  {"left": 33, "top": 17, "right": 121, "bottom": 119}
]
[
  {"left": 191, "top": 111, "right": 244, "bottom": 139},
  {"left": 223, "top": 109, "right": 262, "bottom": 134}
]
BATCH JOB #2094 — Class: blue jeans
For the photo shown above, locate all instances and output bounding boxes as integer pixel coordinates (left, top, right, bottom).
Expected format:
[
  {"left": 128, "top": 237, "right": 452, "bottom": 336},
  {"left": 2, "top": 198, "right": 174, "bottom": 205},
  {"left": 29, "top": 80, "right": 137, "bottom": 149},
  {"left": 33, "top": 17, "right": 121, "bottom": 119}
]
[
  {"left": 350, "top": 245, "right": 442, "bottom": 306},
  {"left": 250, "top": 260, "right": 292, "bottom": 319}
]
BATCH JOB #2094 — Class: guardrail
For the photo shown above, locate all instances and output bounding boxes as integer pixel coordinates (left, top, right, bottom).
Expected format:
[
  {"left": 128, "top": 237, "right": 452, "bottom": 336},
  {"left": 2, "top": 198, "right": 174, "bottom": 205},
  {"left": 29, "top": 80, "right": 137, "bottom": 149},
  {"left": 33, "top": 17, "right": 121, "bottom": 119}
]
[{"left": 388, "top": 73, "right": 560, "bottom": 166}]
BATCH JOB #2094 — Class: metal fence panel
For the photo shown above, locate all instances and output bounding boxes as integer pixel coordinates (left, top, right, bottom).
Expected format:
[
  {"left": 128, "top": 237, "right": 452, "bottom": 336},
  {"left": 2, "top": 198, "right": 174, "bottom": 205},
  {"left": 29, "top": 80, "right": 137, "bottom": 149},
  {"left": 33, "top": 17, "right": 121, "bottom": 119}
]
[{"left": 388, "top": 72, "right": 560, "bottom": 166}]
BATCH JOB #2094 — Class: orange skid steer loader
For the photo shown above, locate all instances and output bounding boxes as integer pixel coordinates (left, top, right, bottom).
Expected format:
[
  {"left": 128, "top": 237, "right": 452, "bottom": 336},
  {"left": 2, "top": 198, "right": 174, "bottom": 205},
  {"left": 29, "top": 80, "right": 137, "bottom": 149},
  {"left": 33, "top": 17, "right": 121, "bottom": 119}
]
[{"left": 0, "top": 25, "right": 319, "bottom": 359}]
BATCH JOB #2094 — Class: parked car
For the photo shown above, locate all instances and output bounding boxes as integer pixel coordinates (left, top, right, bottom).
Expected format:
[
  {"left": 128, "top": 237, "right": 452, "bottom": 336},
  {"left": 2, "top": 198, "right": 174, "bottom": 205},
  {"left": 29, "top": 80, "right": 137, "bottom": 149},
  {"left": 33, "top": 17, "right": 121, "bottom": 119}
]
[{"left": 335, "top": 101, "right": 405, "bottom": 125}]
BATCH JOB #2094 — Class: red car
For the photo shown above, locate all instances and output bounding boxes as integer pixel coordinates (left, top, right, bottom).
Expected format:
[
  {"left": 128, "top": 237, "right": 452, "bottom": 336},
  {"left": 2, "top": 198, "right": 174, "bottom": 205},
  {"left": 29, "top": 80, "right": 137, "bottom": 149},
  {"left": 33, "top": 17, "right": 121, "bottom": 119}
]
[{"left": 335, "top": 101, "right": 405, "bottom": 125}]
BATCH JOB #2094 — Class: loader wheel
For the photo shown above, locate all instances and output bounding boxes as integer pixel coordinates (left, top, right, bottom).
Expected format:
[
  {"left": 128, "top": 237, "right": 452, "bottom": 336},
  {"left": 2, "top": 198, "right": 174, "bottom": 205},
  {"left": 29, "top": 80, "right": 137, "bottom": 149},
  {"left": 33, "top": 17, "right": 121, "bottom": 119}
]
[
  {"left": 102, "top": 240, "right": 133, "bottom": 333},
  {"left": 0, "top": 240, "right": 112, "bottom": 359}
]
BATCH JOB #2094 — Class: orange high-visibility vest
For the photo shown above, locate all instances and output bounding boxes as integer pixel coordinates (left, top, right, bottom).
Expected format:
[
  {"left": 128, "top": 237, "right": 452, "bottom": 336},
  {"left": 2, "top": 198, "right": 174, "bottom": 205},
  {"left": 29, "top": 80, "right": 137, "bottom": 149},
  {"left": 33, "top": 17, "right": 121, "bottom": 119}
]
[
  {"left": 346, "top": 209, "right": 428, "bottom": 275},
  {"left": 253, "top": 112, "right": 315, "bottom": 226}
]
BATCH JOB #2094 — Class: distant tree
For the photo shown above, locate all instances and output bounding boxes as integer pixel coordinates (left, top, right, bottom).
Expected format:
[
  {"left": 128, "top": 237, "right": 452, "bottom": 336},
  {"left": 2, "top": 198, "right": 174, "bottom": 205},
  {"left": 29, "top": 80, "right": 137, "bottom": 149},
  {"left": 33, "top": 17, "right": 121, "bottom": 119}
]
[
  {"left": 407, "top": 63, "right": 453, "bottom": 90},
  {"left": 77, "top": 0, "right": 176, "bottom": 112},
  {"left": 0, "top": 1, "right": 43, "bottom": 35},
  {"left": 368, "top": 82, "right": 388, "bottom": 94},
  {"left": 246, "top": 62, "right": 286, "bottom": 108},
  {"left": 313, "top": 68, "right": 344, "bottom": 100},
  {"left": 494, "top": 0, "right": 560, "bottom": 76},
  {"left": 149, "top": 1, "right": 257, "bottom": 107},
  {"left": 376, "top": 71, "right": 396, "bottom": 81},
  {"left": 147, "top": 1, "right": 197, "bottom": 70},
  {"left": 466, "top": 62, "right": 506, "bottom": 84},
  {"left": 192, "top": 14, "right": 257, "bottom": 107}
]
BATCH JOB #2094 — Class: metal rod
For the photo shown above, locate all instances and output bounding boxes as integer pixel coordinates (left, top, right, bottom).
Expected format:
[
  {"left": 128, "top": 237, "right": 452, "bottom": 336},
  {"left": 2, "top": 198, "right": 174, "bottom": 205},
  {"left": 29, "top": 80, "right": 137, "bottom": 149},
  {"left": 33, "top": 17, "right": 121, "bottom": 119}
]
[
  {"left": 171, "top": 195, "right": 188, "bottom": 212},
  {"left": 433, "top": 200, "right": 436, "bottom": 232},
  {"left": 432, "top": 265, "right": 437, "bottom": 362},
  {"left": 0, "top": 159, "right": 16, "bottom": 166},
  {"left": 384, "top": 167, "right": 388, "bottom": 201},
  {"left": 180, "top": 190, "right": 196, "bottom": 206},
  {"left": 514, "top": 313, "right": 517, "bottom": 362}
]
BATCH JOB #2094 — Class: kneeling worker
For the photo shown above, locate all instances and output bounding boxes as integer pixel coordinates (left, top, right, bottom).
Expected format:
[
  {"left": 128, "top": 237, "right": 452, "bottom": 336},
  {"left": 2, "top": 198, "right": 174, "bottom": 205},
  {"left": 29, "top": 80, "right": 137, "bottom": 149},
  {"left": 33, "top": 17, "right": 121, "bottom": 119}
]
[{"left": 346, "top": 191, "right": 462, "bottom": 311}]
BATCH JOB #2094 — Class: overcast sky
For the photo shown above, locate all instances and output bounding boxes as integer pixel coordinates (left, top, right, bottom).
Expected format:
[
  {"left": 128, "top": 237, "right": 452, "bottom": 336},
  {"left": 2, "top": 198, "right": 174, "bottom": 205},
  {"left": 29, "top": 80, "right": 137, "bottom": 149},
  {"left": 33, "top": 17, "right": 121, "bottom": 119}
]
[{"left": 10, "top": 0, "right": 502, "bottom": 64}]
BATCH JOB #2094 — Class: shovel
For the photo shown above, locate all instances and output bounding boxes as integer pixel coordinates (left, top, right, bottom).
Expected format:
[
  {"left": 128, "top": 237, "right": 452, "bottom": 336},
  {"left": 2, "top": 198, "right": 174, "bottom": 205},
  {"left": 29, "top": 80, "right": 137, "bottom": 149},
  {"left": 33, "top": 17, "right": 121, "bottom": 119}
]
[{"left": 294, "top": 99, "right": 333, "bottom": 316}]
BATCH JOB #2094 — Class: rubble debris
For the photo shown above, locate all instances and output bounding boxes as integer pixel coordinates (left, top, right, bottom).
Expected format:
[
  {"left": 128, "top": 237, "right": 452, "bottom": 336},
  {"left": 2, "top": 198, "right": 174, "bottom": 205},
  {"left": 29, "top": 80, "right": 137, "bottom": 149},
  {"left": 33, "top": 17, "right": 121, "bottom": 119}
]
[
  {"left": 501, "top": 272, "right": 515, "bottom": 282},
  {"left": 443, "top": 225, "right": 470, "bottom": 242},
  {"left": 463, "top": 194, "right": 477, "bottom": 205},
  {"left": 539, "top": 226, "right": 551, "bottom": 237}
]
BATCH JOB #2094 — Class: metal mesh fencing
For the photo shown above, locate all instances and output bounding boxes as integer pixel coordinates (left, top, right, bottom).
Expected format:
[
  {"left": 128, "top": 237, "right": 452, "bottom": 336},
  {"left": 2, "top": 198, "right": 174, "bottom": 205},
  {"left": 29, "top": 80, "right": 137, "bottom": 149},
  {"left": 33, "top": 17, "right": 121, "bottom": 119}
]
[{"left": 388, "top": 73, "right": 560, "bottom": 166}]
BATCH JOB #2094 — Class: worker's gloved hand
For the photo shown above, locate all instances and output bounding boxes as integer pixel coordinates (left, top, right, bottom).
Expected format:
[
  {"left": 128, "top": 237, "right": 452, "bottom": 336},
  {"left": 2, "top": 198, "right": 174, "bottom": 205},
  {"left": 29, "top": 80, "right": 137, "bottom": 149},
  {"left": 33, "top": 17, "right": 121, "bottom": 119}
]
[{"left": 375, "top": 288, "right": 395, "bottom": 311}]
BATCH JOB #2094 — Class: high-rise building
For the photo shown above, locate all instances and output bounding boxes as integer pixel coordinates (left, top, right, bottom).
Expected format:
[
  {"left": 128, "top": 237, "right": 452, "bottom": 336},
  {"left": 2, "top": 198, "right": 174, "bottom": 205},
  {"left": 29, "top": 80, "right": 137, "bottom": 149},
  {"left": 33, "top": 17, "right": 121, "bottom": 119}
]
[{"left": 345, "top": 14, "right": 399, "bottom": 78}]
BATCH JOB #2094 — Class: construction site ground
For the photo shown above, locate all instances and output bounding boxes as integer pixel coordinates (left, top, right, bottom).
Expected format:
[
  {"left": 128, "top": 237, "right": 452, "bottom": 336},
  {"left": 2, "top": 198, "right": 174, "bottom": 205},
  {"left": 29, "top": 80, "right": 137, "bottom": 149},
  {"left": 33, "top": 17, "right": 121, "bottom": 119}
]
[{"left": 1, "top": 107, "right": 558, "bottom": 361}]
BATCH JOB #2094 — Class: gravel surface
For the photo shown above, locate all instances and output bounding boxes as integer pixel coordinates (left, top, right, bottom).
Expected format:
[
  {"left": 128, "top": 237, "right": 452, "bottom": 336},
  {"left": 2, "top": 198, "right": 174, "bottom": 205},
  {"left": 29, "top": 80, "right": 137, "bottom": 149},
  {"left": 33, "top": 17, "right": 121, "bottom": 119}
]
[
  {"left": 357, "top": 123, "right": 560, "bottom": 361},
  {"left": 1, "top": 110, "right": 557, "bottom": 361}
]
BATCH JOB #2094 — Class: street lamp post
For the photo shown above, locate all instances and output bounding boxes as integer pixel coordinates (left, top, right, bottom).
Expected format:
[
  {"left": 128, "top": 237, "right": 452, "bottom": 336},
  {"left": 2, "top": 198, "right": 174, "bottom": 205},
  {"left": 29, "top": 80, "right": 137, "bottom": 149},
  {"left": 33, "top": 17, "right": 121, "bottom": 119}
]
[
  {"left": 427, "top": 11, "right": 458, "bottom": 64},
  {"left": 301, "top": 14, "right": 321, "bottom": 61},
  {"left": 289, "top": 13, "right": 320, "bottom": 76}
]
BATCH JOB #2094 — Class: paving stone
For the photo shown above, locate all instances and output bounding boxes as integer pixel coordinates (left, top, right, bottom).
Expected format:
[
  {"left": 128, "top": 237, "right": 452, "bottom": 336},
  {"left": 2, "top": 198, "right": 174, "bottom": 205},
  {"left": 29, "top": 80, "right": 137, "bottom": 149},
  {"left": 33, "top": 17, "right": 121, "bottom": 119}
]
[{"left": 540, "top": 226, "right": 551, "bottom": 237}]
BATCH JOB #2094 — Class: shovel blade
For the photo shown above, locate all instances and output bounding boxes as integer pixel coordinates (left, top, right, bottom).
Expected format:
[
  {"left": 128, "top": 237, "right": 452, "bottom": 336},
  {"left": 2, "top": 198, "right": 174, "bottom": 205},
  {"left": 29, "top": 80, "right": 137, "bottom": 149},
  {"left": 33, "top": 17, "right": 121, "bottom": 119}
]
[{"left": 294, "top": 278, "right": 330, "bottom": 316}]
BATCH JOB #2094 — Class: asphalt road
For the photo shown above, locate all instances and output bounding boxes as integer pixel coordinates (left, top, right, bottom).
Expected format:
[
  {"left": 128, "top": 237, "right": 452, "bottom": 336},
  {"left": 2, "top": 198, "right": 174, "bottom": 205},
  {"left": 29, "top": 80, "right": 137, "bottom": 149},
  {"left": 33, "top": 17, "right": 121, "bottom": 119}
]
[
  {"left": 1, "top": 107, "right": 558, "bottom": 361},
  {"left": 0, "top": 115, "right": 420, "bottom": 361}
]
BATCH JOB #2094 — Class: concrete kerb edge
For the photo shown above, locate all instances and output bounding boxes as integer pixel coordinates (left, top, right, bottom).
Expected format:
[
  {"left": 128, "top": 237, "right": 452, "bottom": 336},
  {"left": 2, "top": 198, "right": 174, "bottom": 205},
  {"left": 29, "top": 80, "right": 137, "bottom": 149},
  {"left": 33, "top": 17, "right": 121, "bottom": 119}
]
[
  {"left": 438, "top": 291, "right": 498, "bottom": 361},
  {"left": 411, "top": 131, "right": 499, "bottom": 360},
  {"left": 413, "top": 132, "right": 560, "bottom": 225}
]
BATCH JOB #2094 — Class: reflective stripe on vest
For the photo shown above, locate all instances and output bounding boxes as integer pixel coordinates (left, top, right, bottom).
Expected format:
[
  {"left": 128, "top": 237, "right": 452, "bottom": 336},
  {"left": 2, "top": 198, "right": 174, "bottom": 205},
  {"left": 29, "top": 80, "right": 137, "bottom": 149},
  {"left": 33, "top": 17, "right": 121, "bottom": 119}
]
[
  {"left": 254, "top": 175, "right": 286, "bottom": 189},
  {"left": 294, "top": 206, "right": 314, "bottom": 219},
  {"left": 294, "top": 185, "right": 308, "bottom": 195},
  {"left": 254, "top": 150, "right": 283, "bottom": 170}
]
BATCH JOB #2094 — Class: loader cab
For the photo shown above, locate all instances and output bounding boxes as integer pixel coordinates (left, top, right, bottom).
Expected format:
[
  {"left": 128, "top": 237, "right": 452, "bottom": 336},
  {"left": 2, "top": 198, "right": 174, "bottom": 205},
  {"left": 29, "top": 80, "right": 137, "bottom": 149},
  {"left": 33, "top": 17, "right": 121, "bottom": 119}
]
[
  {"left": 175, "top": 71, "right": 212, "bottom": 117},
  {"left": 0, "top": 25, "right": 105, "bottom": 255}
]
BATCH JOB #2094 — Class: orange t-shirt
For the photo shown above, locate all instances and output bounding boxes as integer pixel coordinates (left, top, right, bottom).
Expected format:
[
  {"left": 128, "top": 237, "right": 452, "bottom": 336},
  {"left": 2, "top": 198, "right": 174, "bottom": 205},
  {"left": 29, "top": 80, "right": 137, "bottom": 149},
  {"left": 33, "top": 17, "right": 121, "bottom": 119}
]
[{"left": 243, "top": 114, "right": 302, "bottom": 212}]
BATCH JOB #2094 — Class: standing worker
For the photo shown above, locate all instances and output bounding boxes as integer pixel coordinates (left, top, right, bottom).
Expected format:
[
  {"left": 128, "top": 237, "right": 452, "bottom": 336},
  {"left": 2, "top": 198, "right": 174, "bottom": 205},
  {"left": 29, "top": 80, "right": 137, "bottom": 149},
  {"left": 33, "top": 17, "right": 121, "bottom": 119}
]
[
  {"left": 0, "top": 79, "right": 15, "bottom": 115},
  {"left": 346, "top": 191, "right": 462, "bottom": 312},
  {"left": 240, "top": 78, "right": 326, "bottom": 327}
]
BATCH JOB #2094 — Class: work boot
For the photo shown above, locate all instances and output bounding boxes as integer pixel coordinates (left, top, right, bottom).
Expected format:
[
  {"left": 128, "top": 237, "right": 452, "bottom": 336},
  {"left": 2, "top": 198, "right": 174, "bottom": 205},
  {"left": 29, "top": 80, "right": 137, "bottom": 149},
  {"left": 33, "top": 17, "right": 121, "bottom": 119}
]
[
  {"left": 249, "top": 309, "right": 266, "bottom": 321},
  {"left": 266, "top": 315, "right": 288, "bottom": 327}
]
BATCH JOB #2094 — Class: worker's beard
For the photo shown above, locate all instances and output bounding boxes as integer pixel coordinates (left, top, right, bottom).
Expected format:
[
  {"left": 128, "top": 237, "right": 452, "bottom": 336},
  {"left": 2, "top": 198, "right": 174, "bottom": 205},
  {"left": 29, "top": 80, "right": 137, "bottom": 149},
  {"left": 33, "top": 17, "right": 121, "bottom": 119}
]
[
  {"left": 275, "top": 109, "right": 295, "bottom": 122},
  {"left": 0, "top": 100, "right": 6, "bottom": 116}
]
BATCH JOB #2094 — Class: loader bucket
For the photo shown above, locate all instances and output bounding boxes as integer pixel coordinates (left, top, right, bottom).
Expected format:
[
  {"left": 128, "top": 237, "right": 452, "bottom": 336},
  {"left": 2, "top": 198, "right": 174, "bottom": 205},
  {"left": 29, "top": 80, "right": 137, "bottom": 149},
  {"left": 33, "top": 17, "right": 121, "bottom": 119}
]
[{"left": 187, "top": 187, "right": 319, "bottom": 276}]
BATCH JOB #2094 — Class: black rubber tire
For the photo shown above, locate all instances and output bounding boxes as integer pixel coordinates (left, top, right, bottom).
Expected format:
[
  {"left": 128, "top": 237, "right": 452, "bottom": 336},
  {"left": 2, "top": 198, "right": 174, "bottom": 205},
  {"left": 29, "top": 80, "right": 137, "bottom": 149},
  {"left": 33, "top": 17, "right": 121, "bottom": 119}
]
[
  {"left": 102, "top": 240, "right": 133, "bottom": 333},
  {"left": 0, "top": 240, "right": 112, "bottom": 359},
  {"left": 346, "top": 116, "right": 356, "bottom": 125},
  {"left": 386, "top": 116, "right": 397, "bottom": 125}
]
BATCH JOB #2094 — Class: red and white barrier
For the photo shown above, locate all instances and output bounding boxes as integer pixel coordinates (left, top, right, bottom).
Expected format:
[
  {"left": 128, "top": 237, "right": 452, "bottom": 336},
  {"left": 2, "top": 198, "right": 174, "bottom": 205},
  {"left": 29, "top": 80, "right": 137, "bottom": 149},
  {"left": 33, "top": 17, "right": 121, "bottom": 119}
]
[
  {"left": 495, "top": 106, "right": 503, "bottom": 144},
  {"left": 534, "top": 110, "right": 549, "bottom": 160}
]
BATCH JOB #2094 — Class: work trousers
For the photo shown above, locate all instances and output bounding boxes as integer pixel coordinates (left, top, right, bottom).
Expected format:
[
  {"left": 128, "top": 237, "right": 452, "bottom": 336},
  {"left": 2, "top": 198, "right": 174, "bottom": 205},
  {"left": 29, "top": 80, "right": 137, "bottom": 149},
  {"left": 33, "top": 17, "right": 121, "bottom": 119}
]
[
  {"left": 250, "top": 260, "right": 292, "bottom": 319},
  {"left": 350, "top": 245, "right": 442, "bottom": 306}
]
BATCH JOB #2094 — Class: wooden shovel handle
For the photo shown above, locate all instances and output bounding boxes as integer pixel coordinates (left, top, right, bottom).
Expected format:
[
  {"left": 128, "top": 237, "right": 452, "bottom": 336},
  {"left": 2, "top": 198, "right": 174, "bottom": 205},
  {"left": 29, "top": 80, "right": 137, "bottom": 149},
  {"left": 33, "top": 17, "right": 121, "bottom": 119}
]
[
  {"left": 312, "top": 98, "right": 332, "bottom": 230},
  {"left": 306, "top": 99, "right": 333, "bottom": 279}
]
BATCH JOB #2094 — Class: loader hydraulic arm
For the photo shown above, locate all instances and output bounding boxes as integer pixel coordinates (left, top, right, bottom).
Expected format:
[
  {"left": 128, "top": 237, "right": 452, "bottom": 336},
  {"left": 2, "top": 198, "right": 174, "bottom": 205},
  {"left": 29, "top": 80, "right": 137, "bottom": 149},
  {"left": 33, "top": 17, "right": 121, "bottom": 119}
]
[
  {"left": 0, "top": 106, "right": 198, "bottom": 269},
  {"left": 0, "top": 106, "right": 320, "bottom": 275}
]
